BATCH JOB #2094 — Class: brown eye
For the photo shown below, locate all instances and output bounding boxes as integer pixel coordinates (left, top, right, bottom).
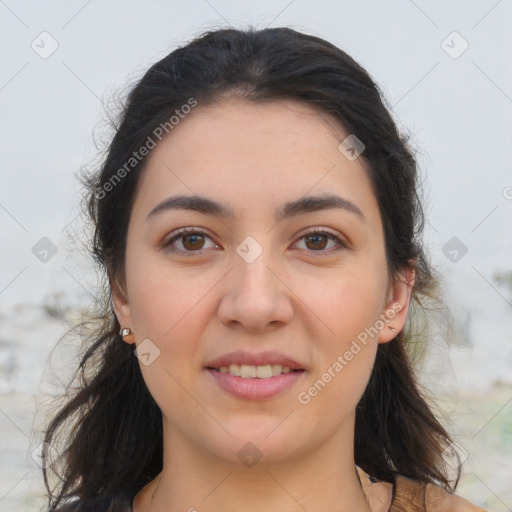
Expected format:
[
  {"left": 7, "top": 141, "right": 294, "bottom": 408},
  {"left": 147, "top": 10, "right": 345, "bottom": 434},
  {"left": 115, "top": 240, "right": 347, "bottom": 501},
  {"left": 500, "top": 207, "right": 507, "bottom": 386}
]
[
  {"left": 181, "top": 233, "right": 205, "bottom": 251},
  {"left": 294, "top": 228, "right": 347, "bottom": 255},
  {"left": 304, "top": 233, "right": 329, "bottom": 251},
  {"left": 163, "top": 228, "right": 218, "bottom": 255}
]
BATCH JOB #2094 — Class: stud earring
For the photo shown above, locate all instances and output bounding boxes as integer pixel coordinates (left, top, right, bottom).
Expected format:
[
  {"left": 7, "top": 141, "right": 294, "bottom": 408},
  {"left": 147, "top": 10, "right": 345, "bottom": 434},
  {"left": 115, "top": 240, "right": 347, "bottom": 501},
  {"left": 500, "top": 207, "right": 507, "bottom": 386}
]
[
  {"left": 389, "top": 326, "right": 396, "bottom": 333},
  {"left": 119, "top": 327, "right": 134, "bottom": 341}
]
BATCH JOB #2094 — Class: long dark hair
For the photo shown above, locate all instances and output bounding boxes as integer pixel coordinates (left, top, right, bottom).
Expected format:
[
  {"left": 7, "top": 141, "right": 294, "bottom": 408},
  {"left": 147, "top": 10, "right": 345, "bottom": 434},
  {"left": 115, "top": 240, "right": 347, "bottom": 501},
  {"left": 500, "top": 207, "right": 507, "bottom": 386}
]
[{"left": 42, "top": 26, "right": 460, "bottom": 510}]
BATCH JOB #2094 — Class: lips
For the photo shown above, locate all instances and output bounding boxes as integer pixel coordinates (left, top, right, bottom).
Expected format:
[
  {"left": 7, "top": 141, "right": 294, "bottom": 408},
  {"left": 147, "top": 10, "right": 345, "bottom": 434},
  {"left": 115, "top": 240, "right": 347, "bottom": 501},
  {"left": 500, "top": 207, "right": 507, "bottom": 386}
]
[
  {"left": 205, "top": 367, "right": 306, "bottom": 400},
  {"left": 204, "top": 350, "right": 307, "bottom": 400},
  {"left": 204, "top": 350, "right": 306, "bottom": 371}
]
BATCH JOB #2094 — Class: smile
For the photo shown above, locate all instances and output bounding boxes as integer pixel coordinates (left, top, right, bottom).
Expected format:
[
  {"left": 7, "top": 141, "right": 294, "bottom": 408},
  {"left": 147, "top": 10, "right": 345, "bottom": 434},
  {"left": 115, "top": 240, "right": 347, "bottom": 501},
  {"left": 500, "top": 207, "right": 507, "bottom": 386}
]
[
  {"left": 205, "top": 366, "right": 306, "bottom": 400},
  {"left": 210, "top": 363, "right": 302, "bottom": 379}
]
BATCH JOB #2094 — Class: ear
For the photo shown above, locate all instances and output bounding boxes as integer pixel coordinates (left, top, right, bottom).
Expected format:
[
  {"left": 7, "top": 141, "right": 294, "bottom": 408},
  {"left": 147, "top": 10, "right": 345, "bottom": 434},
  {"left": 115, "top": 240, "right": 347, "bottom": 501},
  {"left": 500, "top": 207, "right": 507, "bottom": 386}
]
[
  {"left": 378, "top": 265, "right": 416, "bottom": 344},
  {"left": 111, "top": 277, "right": 135, "bottom": 345}
]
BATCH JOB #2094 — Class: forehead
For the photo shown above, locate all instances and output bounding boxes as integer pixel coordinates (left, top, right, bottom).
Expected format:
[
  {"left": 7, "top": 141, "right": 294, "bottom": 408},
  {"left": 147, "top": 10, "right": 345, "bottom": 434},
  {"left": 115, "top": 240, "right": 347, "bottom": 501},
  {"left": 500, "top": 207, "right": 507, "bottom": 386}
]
[
  {"left": 153, "top": 98, "right": 349, "bottom": 165},
  {"left": 132, "top": 98, "right": 380, "bottom": 226}
]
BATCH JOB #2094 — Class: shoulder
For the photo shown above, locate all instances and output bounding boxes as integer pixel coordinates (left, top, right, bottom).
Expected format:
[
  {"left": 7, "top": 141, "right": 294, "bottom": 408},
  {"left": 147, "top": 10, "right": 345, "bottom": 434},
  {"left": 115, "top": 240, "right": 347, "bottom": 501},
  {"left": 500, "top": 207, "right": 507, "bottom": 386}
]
[
  {"left": 55, "top": 493, "right": 132, "bottom": 512},
  {"left": 424, "top": 481, "right": 488, "bottom": 512},
  {"left": 356, "top": 467, "right": 488, "bottom": 512},
  {"left": 392, "top": 473, "right": 489, "bottom": 512}
]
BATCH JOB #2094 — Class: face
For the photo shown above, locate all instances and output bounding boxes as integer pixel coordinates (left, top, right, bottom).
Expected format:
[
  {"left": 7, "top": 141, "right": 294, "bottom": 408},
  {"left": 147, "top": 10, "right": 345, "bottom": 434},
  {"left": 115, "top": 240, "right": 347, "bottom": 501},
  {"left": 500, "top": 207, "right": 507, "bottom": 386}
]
[{"left": 113, "top": 98, "right": 413, "bottom": 467}]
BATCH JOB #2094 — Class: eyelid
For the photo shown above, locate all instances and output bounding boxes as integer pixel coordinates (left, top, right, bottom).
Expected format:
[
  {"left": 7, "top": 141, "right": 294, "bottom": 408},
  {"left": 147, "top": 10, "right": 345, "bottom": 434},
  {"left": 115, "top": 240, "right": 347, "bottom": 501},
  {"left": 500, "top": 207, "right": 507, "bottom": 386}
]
[
  {"left": 294, "top": 226, "right": 346, "bottom": 243},
  {"left": 161, "top": 226, "right": 213, "bottom": 245}
]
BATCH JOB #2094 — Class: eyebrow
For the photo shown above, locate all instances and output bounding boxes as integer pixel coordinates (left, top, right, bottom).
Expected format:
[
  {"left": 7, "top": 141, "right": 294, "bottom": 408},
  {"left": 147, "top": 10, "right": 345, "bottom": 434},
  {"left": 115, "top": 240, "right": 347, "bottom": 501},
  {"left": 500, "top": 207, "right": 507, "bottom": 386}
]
[{"left": 145, "top": 193, "right": 365, "bottom": 222}]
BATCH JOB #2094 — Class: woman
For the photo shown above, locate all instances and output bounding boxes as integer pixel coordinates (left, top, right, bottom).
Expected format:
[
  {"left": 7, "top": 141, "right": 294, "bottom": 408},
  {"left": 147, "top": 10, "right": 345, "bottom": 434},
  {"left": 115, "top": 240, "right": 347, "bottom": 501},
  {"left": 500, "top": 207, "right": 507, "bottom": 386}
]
[{"left": 42, "top": 27, "right": 487, "bottom": 511}]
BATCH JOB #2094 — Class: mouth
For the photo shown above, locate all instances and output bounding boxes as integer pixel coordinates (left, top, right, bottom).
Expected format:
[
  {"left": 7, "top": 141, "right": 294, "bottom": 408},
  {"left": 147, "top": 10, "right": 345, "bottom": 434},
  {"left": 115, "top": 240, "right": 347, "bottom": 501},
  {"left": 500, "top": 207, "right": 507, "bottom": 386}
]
[
  {"left": 204, "top": 351, "right": 307, "bottom": 400},
  {"left": 204, "top": 364, "right": 307, "bottom": 401},
  {"left": 206, "top": 363, "right": 305, "bottom": 379}
]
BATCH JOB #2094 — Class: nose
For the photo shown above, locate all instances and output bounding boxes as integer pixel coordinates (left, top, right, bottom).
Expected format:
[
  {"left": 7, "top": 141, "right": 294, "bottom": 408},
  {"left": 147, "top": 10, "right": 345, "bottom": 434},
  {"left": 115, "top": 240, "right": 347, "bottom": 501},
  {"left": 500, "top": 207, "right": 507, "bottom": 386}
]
[{"left": 216, "top": 248, "right": 294, "bottom": 332}]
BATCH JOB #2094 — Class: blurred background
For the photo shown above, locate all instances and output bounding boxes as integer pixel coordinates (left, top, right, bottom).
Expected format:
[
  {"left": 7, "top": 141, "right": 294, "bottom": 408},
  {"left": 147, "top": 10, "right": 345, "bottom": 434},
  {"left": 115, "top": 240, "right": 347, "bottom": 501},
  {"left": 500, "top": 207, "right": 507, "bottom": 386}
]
[{"left": 1, "top": 1, "right": 511, "bottom": 510}]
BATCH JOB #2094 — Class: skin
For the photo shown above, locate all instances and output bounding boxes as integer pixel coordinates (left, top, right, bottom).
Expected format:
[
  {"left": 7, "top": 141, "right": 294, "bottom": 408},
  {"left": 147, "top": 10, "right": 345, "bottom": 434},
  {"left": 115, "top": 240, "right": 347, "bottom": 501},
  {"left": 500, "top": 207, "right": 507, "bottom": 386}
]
[{"left": 113, "top": 98, "right": 415, "bottom": 512}]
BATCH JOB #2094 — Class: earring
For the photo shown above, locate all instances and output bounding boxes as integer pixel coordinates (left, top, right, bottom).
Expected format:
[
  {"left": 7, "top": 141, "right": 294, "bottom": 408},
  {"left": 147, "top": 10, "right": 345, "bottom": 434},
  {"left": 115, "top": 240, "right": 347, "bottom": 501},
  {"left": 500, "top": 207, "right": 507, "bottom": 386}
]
[
  {"left": 119, "top": 327, "right": 134, "bottom": 341},
  {"left": 389, "top": 326, "right": 396, "bottom": 333}
]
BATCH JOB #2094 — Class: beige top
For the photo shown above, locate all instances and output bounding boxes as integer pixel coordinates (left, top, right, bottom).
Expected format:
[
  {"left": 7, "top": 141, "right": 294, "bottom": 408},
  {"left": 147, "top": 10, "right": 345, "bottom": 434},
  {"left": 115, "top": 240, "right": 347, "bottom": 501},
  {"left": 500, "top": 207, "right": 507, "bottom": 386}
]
[{"left": 356, "top": 466, "right": 489, "bottom": 511}]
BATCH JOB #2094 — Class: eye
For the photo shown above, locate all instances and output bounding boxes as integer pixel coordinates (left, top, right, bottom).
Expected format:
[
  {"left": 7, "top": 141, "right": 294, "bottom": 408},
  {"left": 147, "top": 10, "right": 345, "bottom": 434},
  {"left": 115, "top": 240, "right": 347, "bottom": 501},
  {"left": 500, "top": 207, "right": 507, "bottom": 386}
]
[
  {"left": 293, "top": 227, "right": 347, "bottom": 255},
  {"left": 162, "top": 227, "right": 219, "bottom": 256},
  {"left": 161, "top": 227, "right": 347, "bottom": 257}
]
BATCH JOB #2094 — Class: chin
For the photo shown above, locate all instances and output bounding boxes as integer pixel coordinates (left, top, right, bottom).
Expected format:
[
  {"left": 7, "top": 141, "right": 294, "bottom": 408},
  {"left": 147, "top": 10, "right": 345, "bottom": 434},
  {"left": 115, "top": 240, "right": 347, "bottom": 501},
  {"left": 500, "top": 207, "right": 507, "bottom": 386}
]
[{"left": 204, "top": 422, "right": 308, "bottom": 467}]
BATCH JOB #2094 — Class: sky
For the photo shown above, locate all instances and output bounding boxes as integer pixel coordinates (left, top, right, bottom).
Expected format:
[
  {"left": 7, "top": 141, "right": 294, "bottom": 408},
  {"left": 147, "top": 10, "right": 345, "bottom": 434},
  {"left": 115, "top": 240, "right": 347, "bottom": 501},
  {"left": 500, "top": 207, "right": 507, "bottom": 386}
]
[{"left": 1, "top": 0, "right": 512, "bottom": 384}]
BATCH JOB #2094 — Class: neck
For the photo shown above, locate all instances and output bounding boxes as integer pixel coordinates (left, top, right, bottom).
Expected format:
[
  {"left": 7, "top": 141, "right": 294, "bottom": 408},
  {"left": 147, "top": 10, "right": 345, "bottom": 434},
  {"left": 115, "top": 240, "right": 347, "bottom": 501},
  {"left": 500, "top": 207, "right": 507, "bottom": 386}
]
[{"left": 136, "top": 416, "right": 371, "bottom": 512}]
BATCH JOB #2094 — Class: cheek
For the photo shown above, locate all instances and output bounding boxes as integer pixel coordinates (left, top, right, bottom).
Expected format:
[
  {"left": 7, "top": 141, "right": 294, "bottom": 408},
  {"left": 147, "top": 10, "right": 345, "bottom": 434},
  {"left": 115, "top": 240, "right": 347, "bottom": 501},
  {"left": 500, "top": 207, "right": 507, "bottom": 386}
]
[
  {"left": 125, "top": 246, "right": 211, "bottom": 340},
  {"left": 126, "top": 269, "right": 212, "bottom": 415},
  {"left": 298, "top": 276, "right": 380, "bottom": 420},
  {"left": 295, "top": 259, "right": 386, "bottom": 403},
  {"left": 124, "top": 250, "right": 214, "bottom": 403},
  {"left": 301, "top": 264, "right": 388, "bottom": 344}
]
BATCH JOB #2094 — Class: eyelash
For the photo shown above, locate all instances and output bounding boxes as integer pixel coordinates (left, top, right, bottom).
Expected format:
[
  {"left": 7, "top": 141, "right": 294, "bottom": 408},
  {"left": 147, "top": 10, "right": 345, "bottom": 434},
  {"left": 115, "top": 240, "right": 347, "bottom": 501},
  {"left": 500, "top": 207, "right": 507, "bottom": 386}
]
[{"left": 161, "top": 227, "right": 347, "bottom": 257}]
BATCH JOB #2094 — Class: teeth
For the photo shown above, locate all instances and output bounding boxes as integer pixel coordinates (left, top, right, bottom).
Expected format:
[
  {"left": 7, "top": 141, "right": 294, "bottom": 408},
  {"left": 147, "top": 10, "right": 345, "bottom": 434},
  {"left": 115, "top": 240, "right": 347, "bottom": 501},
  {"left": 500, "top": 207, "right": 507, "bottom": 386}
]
[
  {"left": 256, "top": 365, "right": 272, "bottom": 378},
  {"left": 217, "top": 364, "right": 297, "bottom": 378},
  {"left": 271, "top": 364, "right": 282, "bottom": 376},
  {"left": 240, "top": 364, "right": 256, "bottom": 378},
  {"left": 228, "top": 364, "right": 240, "bottom": 376}
]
